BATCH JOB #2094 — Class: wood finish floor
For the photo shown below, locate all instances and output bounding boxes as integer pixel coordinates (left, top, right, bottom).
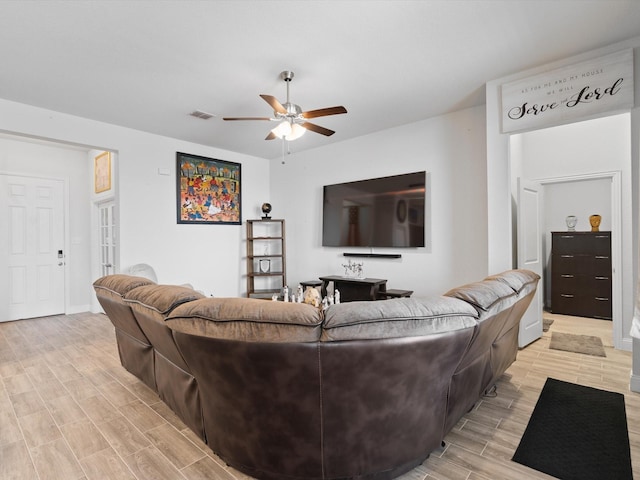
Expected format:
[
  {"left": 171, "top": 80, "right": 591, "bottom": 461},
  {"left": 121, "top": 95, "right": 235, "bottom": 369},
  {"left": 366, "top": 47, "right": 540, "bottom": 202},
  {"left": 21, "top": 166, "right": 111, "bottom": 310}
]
[{"left": 0, "top": 311, "right": 637, "bottom": 480}]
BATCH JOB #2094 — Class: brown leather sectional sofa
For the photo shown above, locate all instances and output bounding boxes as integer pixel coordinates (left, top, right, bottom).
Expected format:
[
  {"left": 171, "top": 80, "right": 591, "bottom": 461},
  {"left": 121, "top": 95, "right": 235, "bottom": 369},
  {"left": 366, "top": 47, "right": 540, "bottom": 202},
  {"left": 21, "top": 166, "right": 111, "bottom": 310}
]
[{"left": 93, "top": 269, "right": 539, "bottom": 480}]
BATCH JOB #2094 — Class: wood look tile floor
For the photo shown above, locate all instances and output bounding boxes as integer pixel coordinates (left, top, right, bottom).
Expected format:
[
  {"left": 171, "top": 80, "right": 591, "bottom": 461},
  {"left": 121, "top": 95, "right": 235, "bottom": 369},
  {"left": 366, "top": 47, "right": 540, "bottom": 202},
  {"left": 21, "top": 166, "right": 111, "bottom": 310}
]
[{"left": 0, "top": 311, "right": 637, "bottom": 480}]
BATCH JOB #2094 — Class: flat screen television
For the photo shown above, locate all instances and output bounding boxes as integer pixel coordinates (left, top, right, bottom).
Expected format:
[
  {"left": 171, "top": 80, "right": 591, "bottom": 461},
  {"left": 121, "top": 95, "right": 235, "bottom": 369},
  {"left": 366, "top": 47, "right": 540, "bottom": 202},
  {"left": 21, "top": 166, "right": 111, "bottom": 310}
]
[{"left": 322, "top": 171, "right": 426, "bottom": 248}]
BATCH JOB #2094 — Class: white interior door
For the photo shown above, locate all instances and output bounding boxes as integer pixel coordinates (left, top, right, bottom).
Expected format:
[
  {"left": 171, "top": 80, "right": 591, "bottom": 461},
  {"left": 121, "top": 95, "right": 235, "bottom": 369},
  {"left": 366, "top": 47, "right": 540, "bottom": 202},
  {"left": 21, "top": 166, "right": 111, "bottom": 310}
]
[
  {"left": 99, "top": 201, "right": 117, "bottom": 276},
  {"left": 1, "top": 175, "right": 65, "bottom": 321},
  {"left": 517, "top": 178, "right": 543, "bottom": 347}
]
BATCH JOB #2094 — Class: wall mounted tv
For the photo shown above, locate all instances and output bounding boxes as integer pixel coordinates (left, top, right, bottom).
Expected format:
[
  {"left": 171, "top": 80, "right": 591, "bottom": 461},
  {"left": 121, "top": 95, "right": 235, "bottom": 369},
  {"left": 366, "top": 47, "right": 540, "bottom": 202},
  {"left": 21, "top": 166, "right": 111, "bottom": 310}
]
[{"left": 322, "top": 171, "right": 427, "bottom": 248}]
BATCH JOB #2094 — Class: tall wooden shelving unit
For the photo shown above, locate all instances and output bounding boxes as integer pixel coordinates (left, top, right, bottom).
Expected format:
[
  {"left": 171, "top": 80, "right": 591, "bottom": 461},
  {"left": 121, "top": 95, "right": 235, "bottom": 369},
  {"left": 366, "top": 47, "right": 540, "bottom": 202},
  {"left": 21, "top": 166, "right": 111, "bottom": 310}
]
[{"left": 246, "top": 219, "right": 287, "bottom": 299}]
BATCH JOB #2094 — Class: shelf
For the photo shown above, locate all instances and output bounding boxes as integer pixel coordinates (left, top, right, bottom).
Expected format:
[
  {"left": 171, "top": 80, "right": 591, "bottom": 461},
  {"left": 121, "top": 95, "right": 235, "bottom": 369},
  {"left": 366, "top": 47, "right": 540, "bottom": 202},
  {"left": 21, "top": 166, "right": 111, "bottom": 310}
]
[
  {"left": 246, "top": 219, "right": 286, "bottom": 298},
  {"left": 249, "top": 289, "right": 282, "bottom": 299},
  {"left": 343, "top": 253, "right": 402, "bottom": 259},
  {"left": 247, "top": 272, "right": 284, "bottom": 278}
]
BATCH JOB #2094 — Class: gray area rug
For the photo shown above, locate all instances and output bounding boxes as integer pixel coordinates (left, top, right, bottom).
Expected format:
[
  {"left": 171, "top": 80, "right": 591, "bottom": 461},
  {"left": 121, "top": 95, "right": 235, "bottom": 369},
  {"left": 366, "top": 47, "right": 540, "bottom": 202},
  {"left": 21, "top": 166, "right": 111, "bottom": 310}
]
[
  {"left": 549, "top": 332, "right": 606, "bottom": 357},
  {"left": 543, "top": 317, "right": 554, "bottom": 332}
]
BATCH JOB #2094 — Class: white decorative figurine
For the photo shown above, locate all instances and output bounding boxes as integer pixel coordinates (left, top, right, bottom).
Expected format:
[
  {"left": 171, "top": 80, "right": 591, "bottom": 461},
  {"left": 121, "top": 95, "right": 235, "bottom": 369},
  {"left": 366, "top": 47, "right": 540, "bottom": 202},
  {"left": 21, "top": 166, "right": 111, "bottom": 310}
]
[{"left": 297, "top": 284, "right": 303, "bottom": 303}]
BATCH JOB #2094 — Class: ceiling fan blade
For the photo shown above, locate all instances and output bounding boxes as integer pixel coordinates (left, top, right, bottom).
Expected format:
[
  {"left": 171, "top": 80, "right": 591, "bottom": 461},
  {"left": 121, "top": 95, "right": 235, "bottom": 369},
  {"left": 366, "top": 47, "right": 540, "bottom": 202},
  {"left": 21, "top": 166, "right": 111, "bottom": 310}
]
[
  {"left": 222, "top": 117, "right": 273, "bottom": 121},
  {"left": 260, "top": 94, "right": 287, "bottom": 114},
  {"left": 265, "top": 131, "right": 277, "bottom": 140},
  {"left": 301, "top": 106, "right": 347, "bottom": 119},
  {"left": 302, "top": 122, "right": 335, "bottom": 136}
]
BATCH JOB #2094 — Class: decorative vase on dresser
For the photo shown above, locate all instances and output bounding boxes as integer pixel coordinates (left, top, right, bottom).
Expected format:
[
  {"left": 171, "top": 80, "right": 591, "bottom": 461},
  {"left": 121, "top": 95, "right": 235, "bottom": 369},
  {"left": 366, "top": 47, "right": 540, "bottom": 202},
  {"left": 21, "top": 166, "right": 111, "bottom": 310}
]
[{"left": 550, "top": 231, "right": 612, "bottom": 320}]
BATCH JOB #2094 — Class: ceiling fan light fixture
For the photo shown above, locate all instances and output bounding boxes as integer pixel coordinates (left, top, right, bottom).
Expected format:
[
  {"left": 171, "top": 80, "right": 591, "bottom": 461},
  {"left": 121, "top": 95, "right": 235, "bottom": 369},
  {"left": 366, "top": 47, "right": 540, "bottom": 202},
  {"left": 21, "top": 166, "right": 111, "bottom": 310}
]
[
  {"left": 271, "top": 120, "right": 306, "bottom": 141},
  {"left": 271, "top": 120, "right": 292, "bottom": 138},
  {"left": 285, "top": 122, "right": 306, "bottom": 141}
]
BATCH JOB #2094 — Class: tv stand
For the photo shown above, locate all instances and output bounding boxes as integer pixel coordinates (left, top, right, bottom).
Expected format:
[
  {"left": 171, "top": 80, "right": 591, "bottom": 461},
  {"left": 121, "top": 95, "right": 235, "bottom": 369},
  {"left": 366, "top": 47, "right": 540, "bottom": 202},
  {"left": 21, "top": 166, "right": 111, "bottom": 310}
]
[{"left": 319, "top": 276, "right": 388, "bottom": 302}]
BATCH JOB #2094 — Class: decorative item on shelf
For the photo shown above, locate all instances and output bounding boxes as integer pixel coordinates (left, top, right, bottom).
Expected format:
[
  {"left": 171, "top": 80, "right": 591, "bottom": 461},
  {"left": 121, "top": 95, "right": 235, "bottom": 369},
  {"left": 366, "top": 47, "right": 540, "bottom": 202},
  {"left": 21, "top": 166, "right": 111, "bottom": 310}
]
[
  {"left": 273, "top": 285, "right": 340, "bottom": 311},
  {"left": 261, "top": 202, "right": 272, "bottom": 219},
  {"left": 303, "top": 287, "right": 321, "bottom": 308},
  {"left": 259, "top": 259, "right": 271, "bottom": 273},
  {"left": 342, "top": 259, "right": 364, "bottom": 278},
  {"left": 589, "top": 214, "right": 602, "bottom": 232},
  {"left": 565, "top": 215, "right": 577, "bottom": 231}
]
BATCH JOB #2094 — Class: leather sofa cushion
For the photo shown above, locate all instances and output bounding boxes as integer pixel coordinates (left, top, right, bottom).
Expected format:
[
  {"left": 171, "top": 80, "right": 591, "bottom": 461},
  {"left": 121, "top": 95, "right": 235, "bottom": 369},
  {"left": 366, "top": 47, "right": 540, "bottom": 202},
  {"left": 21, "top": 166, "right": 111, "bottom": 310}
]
[
  {"left": 93, "top": 274, "right": 156, "bottom": 296},
  {"left": 166, "top": 297, "right": 323, "bottom": 343},
  {"left": 484, "top": 269, "right": 541, "bottom": 294},
  {"left": 321, "top": 296, "right": 478, "bottom": 341},
  {"left": 124, "top": 284, "right": 204, "bottom": 314},
  {"left": 444, "top": 279, "right": 515, "bottom": 312}
]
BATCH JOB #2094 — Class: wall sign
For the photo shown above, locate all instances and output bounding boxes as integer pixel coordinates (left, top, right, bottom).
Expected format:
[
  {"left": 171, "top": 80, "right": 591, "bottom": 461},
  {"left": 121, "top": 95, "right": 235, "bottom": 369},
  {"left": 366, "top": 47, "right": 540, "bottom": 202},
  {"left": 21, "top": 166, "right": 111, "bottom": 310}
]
[{"left": 501, "top": 49, "right": 634, "bottom": 134}]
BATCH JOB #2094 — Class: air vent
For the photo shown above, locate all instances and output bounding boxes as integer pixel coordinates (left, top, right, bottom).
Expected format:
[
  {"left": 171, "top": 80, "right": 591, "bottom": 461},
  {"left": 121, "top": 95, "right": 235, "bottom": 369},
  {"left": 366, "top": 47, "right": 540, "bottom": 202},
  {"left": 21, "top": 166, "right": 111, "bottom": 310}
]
[{"left": 189, "top": 110, "right": 215, "bottom": 120}]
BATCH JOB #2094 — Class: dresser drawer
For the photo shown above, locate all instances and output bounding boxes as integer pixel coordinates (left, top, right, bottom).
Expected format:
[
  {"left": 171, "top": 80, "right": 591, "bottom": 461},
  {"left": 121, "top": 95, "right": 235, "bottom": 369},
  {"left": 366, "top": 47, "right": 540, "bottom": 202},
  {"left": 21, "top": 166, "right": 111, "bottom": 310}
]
[
  {"left": 587, "top": 296, "right": 612, "bottom": 320},
  {"left": 552, "top": 255, "right": 611, "bottom": 276},
  {"left": 552, "top": 234, "right": 589, "bottom": 254},
  {"left": 551, "top": 292, "right": 582, "bottom": 316},
  {"left": 551, "top": 291, "right": 611, "bottom": 319},
  {"left": 552, "top": 254, "right": 592, "bottom": 275},
  {"left": 552, "top": 232, "right": 611, "bottom": 255},
  {"left": 592, "top": 255, "right": 612, "bottom": 276},
  {"left": 551, "top": 273, "right": 584, "bottom": 294},
  {"left": 592, "top": 233, "right": 612, "bottom": 255}
]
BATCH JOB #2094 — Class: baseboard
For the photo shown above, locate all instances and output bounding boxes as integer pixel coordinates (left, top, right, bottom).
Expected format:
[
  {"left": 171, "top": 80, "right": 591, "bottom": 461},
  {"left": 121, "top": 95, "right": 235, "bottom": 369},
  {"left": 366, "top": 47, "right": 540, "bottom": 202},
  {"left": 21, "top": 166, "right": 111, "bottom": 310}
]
[
  {"left": 66, "top": 304, "right": 91, "bottom": 315},
  {"left": 630, "top": 373, "right": 640, "bottom": 393}
]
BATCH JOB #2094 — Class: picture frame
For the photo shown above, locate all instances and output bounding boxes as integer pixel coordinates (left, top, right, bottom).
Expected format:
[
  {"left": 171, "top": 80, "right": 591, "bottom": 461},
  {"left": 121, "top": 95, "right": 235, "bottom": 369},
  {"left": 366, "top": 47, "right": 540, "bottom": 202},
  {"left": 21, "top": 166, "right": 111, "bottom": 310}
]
[
  {"left": 94, "top": 151, "right": 111, "bottom": 193},
  {"left": 176, "top": 152, "right": 242, "bottom": 225}
]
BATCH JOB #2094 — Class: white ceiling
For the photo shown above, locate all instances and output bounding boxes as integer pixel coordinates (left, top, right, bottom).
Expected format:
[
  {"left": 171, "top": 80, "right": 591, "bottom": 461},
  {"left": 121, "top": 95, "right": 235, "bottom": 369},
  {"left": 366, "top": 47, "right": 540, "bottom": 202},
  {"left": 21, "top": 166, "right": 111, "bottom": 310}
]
[{"left": 1, "top": 1, "right": 640, "bottom": 159}]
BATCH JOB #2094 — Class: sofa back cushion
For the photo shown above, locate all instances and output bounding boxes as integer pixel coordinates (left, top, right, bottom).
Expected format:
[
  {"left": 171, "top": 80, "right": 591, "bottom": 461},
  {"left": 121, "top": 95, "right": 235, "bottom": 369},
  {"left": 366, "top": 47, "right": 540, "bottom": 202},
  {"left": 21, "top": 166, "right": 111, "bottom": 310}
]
[
  {"left": 484, "top": 269, "right": 540, "bottom": 296},
  {"left": 443, "top": 279, "right": 516, "bottom": 315},
  {"left": 124, "top": 284, "right": 204, "bottom": 315},
  {"left": 166, "top": 297, "right": 324, "bottom": 343},
  {"left": 93, "top": 274, "right": 156, "bottom": 296},
  {"left": 321, "top": 296, "right": 478, "bottom": 342}
]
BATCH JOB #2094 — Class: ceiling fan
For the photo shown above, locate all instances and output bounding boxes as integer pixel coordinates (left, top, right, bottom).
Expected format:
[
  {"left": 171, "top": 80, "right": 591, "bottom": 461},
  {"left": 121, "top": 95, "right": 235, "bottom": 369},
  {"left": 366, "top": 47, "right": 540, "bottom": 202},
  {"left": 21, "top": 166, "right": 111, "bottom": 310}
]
[{"left": 223, "top": 71, "right": 347, "bottom": 141}]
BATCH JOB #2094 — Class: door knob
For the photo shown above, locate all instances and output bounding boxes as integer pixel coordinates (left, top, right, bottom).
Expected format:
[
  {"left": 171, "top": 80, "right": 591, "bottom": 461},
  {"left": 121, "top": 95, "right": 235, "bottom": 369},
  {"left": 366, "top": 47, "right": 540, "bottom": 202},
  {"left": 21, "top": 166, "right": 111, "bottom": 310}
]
[{"left": 58, "top": 262, "right": 64, "bottom": 266}]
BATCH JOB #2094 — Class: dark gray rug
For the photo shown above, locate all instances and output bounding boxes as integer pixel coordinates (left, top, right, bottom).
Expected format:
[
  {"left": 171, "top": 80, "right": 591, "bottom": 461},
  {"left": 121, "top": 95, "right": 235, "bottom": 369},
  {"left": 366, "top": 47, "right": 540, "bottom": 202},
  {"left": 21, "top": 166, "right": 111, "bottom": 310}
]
[
  {"left": 513, "top": 378, "right": 632, "bottom": 480},
  {"left": 549, "top": 331, "right": 606, "bottom": 357}
]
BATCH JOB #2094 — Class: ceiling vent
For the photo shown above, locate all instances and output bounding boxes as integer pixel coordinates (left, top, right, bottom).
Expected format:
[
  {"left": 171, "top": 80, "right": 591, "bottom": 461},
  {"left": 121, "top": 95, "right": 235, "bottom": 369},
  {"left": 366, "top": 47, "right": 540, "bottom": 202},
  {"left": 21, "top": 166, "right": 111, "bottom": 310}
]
[{"left": 189, "top": 110, "right": 215, "bottom": 120}]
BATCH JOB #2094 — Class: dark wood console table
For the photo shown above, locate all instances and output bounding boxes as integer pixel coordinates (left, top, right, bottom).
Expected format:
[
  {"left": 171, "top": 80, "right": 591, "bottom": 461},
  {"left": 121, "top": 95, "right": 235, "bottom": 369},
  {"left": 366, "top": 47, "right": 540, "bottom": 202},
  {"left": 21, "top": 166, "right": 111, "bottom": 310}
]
[{"left": 319, "top": 275, "right": 388, "bottom": 302}]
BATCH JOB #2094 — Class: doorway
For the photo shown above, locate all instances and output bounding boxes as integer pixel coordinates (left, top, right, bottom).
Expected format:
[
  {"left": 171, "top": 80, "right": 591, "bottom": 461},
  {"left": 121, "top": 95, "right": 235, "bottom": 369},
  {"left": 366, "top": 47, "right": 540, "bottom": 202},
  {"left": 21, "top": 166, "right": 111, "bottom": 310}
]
[{"left": 510, "top": 113, "right": 630, "bottom": 350}]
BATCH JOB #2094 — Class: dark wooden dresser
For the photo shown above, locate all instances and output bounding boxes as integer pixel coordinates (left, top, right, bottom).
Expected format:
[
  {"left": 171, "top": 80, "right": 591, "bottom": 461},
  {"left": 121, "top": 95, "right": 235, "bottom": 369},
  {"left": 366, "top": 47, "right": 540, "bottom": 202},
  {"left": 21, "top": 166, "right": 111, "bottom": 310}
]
[{"left": 550, "top": 231, "right": 612, "bottom": 320}]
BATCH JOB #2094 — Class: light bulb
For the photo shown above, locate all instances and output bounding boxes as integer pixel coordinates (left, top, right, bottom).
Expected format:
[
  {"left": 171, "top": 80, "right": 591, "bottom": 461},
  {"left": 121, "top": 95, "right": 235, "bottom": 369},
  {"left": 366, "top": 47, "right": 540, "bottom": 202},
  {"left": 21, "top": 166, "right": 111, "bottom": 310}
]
[
  {"left": 285, "top": 123, "right": 306, "bottom": 141},
  {"left": 271, "top": 121, "right": 292, "bottom": 139}
]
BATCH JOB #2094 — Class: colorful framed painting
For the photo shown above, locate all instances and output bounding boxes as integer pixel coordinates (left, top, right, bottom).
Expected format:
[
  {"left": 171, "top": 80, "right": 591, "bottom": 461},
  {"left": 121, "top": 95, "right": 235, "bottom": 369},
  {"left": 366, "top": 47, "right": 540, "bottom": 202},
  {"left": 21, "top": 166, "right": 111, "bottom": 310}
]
[
  {"left": 94, "top": 151, "right": 111, "bottom": 193},
  {"left": 176, "top": 152, "right": 242, "bottom": 225}
]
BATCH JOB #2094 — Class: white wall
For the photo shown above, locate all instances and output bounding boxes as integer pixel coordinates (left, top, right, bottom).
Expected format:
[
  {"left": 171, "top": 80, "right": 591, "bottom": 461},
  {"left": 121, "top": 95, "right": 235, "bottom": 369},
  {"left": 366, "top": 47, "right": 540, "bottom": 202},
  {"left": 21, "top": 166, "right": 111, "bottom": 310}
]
[
  {"left": 0, "top": 98, "right": 271, "bottom": 308},
  {"left": 268, "top": 106, "right": 489, "bottom": 297},
  {"left": 0, "top": 136, "right": 92, "bottom": 313}
]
